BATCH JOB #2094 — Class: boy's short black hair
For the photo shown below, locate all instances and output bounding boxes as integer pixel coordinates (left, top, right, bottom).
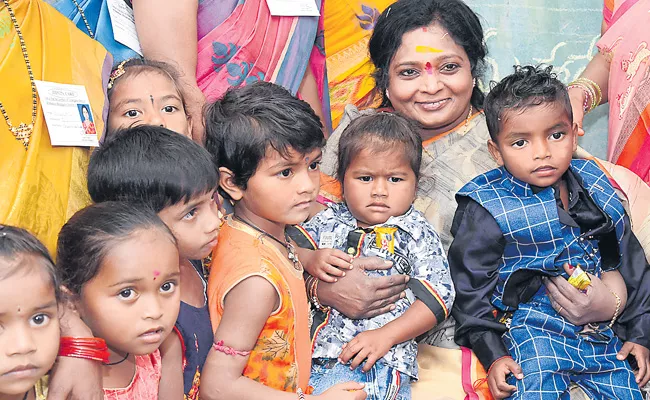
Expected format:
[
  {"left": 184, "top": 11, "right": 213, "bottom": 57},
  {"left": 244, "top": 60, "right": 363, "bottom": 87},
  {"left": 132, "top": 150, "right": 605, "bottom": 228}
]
[
  {"left": 204, "top": 82, "right": 325, "bottom": 196},
  {"left": 57, "top": 201, "right": 174, "bottom": 295},
  {"left": 88, "top": 125, "right": 218, "bottom": 212},
  {"left": 484, "top": 65, "right": 573, "bottom": 141},
  {"left": 0, "top": 225, "right": 59, "bottom": 301},
  {"left": 337, "top": 112, "right": 422, "bottom": 184}
]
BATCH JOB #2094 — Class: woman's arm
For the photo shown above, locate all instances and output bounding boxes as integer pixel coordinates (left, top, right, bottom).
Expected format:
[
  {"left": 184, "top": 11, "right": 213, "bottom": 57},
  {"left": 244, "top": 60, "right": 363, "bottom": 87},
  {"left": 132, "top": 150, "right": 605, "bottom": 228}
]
[
  {"left": 568, "top": 52, "right": 611, "bottom": 135},
  {"left": 132, "top": 0, "right": 206, "bottom": 142},
  {"left": 158, "top": 330, "right": 185, "bottom": 400},
  {"left": 199, "top": 276, "right": 365, "bottom": 400}
]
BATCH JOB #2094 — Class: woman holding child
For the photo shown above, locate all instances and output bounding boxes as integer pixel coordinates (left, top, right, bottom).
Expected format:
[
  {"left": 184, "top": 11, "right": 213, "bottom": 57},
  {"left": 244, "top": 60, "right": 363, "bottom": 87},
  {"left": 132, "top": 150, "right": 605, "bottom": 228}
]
[{"left": 316, "top": 0, "right": 650, "bottom": 398}]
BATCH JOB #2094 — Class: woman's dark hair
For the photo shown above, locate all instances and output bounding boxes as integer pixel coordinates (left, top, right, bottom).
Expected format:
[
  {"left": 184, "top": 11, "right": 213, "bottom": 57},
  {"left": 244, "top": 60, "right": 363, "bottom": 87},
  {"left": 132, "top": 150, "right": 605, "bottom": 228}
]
[
  {"left": 337, "top": 112, "right": 422, "bottom": 184},
  {"left": 56, "top": 201, "right": 175, "bottom": 295},
  {"left": 369, "top": 0, "right": 486, "bottom": 109},
  {"left": 107, "top": 58, "right": 187, "bottom": 112},
  {"left": 484, "top": 65, "right": 573, "bottom": 141},
  {"left": 81, "top": 105, "right": 91, "bottom": 118},
  {"left": 0, "top": 225, "right": 60, "bottom": 300},
  {"left": 204, "top": 81, "right": 325, "bottom": 198},
  {"left": 88, "top": 125, "right": 218, "bottom": 212}
]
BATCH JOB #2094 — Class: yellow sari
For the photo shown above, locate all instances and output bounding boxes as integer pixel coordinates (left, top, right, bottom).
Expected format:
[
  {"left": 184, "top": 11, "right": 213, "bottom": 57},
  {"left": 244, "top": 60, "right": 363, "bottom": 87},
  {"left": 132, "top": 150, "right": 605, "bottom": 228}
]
[
  {"left": 0, "top": 0, "right": 110, "bottom": 254},
  {"left": 324, "top": 0, "right": 393, "bottom": 127}
]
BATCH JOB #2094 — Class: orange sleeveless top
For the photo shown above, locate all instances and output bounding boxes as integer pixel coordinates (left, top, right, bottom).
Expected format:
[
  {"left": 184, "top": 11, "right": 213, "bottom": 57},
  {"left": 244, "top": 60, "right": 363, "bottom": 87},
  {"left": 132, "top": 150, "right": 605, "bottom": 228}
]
[{"left": 207, "top": 217, "right": 312, "bottom": 392}]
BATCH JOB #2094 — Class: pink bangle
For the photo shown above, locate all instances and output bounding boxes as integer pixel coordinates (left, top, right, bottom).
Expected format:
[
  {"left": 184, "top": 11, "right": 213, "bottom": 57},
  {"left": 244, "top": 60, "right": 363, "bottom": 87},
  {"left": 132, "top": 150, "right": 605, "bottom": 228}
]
[{"left": 212, "top": 340, "right": 250, "bottom": 356}]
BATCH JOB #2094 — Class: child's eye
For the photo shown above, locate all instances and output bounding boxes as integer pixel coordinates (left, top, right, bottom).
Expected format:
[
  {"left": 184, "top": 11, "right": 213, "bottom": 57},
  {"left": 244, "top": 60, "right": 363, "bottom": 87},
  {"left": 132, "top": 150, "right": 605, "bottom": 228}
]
[
  {"left": 30, "top": 313, "right": 50, "bottom": 327},
  {"left": 160, "top": 281, "right": 177, "bottom": 293},
  {"left": 162, "top": 105, "right": 178, "bottom": 113},
  {"left": 118, "top": 289, "right": 135, "bottom": 299},
  {"left": 550, "top": 132, "right": 565, "bottom": 140},
  {"left": 308, "top": 161, "right": 321, "bottom": 171},
  {"left": 389, "top": 177, "right": 403, "bottom": 183},
  {"left": 358, "top": 176, "right": 372, "bottom": 182},
  {"left": 183, "top": 208, "right": 197, "bottom": 220},
  {"left": 512, "top": 140, "right": 527, "bottom": 148},
  {"left": 278, "top": 168, "right": 292, "bottom": 178},
  {"left": 124, "top": 110, "right": 141, "bottom": 118}
]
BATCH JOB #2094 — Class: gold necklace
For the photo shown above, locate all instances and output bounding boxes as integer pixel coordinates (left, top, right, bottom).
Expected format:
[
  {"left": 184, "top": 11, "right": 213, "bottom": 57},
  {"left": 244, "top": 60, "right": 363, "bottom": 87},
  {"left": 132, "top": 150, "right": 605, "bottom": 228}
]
[
  {"left": 423, "top": 104, "right": 473, "bottom": 162},
  {"left": 0, "top": 0, "right": 37, "bottom": 150},
  {"left": 70, "top": 0, "right": 94, "bottom": 39}
]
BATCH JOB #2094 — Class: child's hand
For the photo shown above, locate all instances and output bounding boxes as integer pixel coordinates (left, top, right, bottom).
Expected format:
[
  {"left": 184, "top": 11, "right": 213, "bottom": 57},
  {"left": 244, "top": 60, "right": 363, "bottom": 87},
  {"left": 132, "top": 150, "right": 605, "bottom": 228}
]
[
  {"left": 305, "top": 249, "right": 353, "bottom": 283},
  {"left": 338, "top": 329, "right": 394, "bottom": 372},
  {"left": 617, "top": 341, "right": 650, "bottom": 386},
  {"left": 312, "top": 381, "right": 367, "bottom": 400},
  {"left": 487, "top": 357, "right": 523, "bottom": 399}
]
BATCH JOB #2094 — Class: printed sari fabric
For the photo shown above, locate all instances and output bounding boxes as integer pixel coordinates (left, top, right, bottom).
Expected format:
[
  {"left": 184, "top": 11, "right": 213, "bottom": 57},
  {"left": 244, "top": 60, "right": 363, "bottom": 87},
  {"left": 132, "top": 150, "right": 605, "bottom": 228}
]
[
  {"left": 196, "top": 0, "right": 330, "bottom": 128},
  {"left": 323, "top": 0, "right": 392, "bottom": 127},
  {"left": 0, "top": 0, "right": 110, "bottom": 255},
  {"left": 47, "top": 0, "right": 137, "bottom": 64},
  {"left": 598, "top": 0, "right": 650, "bottom": 183}
]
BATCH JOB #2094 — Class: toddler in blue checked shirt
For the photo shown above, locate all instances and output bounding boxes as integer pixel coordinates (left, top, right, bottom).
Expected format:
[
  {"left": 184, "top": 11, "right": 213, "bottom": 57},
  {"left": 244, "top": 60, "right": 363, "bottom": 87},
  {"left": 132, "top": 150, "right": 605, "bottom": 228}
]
[
  {"left": 451, "top": 65, "right": 650, "bottom": 400},
  {"left": 291, "top": 112, "right": 455, "bottom": 400}
]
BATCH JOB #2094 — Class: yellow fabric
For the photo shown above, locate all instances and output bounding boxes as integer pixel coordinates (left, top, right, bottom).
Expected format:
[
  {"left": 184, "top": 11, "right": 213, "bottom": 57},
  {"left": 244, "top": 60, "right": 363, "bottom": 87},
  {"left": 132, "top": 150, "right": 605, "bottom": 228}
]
[
  {"left": 324, "top": 0, "right": 393, "bottom": 127},
  {"left": 0, "top": 0, "right": 109, "bottom": 255}
]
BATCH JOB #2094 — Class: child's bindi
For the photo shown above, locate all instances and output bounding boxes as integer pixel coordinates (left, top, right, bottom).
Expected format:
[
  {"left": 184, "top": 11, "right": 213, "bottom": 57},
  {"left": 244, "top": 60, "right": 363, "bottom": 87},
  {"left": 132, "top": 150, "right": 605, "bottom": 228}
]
[
  {"left": 422, "top": 27, "right": 427, "bottom": 32},
  {"left": 149, "top": 95, "right": 154, "bottom": 105},
  {"left": 425, "top": 62, "right": 433, "bottom": 75},
  {"left": 153, "top": 270, "right": 160, "bottom": 280}
]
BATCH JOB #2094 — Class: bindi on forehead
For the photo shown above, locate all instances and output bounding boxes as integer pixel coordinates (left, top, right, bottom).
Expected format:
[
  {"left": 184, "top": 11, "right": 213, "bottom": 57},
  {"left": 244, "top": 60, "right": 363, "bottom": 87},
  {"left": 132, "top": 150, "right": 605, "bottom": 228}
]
[
  {"left": 425, "top": 62, "right": 433, "bottom": 75},
  {"left": 153, "top": 270, "right": 160, "bottom": 280},
  {"left": 149, "top": 95, "right": 154, "bottom": 105}
]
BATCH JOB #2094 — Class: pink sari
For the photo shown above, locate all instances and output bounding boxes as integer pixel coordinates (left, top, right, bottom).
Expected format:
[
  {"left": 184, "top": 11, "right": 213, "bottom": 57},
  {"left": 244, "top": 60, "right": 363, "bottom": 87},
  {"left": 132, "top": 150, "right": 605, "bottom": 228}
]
[
  {"left": 195, "top": 0, "right": 330, "bottom": 129},
  {"left": 598, "top": 0, "right": 650, "bottom": 183}
]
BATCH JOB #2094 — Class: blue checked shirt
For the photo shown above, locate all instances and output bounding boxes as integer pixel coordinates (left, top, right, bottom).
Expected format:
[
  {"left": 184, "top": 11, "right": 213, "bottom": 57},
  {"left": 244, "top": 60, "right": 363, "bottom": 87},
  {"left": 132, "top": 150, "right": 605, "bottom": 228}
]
[{"left": 300, "top": 203, "right": 455, "bottom": 379}]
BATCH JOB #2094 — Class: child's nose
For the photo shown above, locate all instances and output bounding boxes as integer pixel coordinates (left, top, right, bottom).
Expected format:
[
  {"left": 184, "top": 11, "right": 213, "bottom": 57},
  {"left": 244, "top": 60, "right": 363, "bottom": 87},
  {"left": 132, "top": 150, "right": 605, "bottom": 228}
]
[
  {"left": 371, "top": 180, "right": 388, "bottom": 197},
  {"left": 7, "top": 325, "right": 37, "bottom": 356},
  {"left": 145, "top": 113, "right": 166, "bottom": 128}
]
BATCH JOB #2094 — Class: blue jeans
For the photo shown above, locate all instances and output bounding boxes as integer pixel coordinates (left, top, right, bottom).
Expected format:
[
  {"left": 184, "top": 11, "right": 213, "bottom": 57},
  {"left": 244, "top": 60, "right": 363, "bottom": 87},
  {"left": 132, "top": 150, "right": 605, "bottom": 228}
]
[{"left": 310, "top": 359, "right": 411, "bottom": 400}]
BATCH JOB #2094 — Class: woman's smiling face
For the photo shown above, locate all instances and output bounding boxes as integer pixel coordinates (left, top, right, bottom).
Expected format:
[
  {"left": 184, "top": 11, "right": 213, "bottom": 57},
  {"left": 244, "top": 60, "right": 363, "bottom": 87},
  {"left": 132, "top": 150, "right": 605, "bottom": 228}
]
[{"left": 386, "top": 23, "right": 474, "bottom": 136}]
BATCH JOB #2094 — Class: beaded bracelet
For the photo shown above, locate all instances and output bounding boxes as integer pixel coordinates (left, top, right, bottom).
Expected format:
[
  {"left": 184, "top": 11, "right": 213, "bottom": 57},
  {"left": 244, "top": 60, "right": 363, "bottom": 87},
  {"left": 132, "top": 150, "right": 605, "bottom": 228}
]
[
  {"left": 306, "top": 275, "right": 330, "bottom": 312},
  {"left": 58, "top": 337, "right": 110, "bottom": 363},
  {"left": 607, "top": 289, "right": 622, "bottom": 330}
]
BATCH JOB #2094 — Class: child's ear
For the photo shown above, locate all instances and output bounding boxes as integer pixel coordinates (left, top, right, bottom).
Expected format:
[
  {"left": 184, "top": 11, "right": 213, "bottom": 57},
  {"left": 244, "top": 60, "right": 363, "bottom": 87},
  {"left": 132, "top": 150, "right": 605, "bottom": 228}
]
[
  {"left": 571, "top": 122, "right": 579, "bottom": 152},
  {"left": 487, "top": 139, "right": 504, "bottom": 166},
  {"left": 218, "top": 167, "right": 244, "bottom": 201},
  {"left": 59, "top": 285, "right": 81, "bottom": 317},
  {"left": 187, "top": 117, "right": 194, "bottom": 139}
]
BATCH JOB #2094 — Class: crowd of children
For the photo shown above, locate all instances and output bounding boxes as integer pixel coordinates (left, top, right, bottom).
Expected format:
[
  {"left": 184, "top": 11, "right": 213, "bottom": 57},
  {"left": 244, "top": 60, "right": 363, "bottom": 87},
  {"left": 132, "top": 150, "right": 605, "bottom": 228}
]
[{"left": 1, "top": 56, "right": 649, "bottom": 400}]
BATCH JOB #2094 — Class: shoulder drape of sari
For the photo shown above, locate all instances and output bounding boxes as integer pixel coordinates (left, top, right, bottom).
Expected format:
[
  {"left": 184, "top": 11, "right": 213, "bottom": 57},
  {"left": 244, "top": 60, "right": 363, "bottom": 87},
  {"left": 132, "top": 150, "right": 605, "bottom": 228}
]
[
  {"left": 195, "top": 0, "right": 330, "bottom": 127},
  {"left": 597, "top": 0, "right": 650, "bottom": 183},
  {"left": 0, "top": 0, "right": 111, "bottom": 255},
  {"left": 323, "top": 0, "right": 392, "bottom": 128},
  {"left": 47, "top": 0, "right": 137, "bottom": 64}
]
